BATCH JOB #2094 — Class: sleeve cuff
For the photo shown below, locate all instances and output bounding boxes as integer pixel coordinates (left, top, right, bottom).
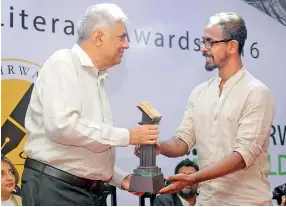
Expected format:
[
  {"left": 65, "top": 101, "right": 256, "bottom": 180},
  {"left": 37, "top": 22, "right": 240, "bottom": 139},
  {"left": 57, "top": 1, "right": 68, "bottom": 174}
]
[
  {"left": 234, "top": 148, "right": 252, "bottom": 169},
  {"left": 174, "top": 136, "right": 193, "bottom": 152},
  {"left": 110, "top": 166, "right": 129, "bottom": 188},
  {"left": 113, "top": 128, "right": 130, "bottom": 146}
]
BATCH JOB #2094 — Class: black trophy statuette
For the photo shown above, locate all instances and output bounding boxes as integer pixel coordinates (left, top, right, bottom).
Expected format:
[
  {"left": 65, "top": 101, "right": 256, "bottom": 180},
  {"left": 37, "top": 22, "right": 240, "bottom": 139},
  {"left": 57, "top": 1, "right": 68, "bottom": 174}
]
[{"left": 129, "top": 101, "right": 165, "bottom": 193}]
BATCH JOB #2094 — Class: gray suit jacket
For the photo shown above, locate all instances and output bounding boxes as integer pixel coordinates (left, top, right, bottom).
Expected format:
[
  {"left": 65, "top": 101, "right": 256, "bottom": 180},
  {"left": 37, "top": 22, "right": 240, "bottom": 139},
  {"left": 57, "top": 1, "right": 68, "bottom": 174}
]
[{"left": 153, "top": 193, "right": 183, "bottom": 206}]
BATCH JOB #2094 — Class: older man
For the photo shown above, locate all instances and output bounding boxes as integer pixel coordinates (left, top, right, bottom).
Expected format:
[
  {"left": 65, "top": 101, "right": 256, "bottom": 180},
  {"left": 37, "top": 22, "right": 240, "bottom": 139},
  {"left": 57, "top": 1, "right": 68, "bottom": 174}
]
[{"left": 22, "top": 3, "right": 159, "bottom": 206}]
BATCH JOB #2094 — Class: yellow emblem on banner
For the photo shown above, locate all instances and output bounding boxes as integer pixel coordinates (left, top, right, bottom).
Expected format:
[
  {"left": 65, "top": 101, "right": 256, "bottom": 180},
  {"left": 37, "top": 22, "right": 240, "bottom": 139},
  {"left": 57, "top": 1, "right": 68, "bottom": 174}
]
[{"left": 1, "top": 58, "right": 40, "bottom": 183}]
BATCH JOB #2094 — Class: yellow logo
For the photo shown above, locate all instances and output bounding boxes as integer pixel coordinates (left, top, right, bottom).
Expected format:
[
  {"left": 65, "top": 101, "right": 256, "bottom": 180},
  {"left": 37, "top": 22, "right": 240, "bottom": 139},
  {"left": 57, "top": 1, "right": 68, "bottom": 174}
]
[{"left": 1, "top": 58, "right": 40, "bottom": 182}]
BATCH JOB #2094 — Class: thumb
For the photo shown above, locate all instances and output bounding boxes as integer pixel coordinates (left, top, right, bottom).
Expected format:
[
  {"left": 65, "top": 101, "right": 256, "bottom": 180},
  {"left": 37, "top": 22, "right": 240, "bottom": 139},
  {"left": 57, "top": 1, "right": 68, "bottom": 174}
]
[{"left": 166, "top": 174, "right": 187, "bottom": 181}]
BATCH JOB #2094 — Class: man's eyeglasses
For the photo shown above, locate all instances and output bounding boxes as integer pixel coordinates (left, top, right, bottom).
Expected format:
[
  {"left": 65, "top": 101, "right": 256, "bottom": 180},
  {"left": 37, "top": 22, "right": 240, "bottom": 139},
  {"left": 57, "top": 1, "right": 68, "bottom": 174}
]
[{"left": 200, "top": 39, "right": 233, "bottom": 49}]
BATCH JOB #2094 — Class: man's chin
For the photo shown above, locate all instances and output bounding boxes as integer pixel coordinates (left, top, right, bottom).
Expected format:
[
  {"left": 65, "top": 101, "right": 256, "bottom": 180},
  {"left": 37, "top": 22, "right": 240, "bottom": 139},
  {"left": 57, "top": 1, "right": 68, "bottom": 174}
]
[
  {"left": 111, "top": 59, "right": 121, "bottom": 67},
  {"left": 205, "top": 64, "right": 217, "bottom": 71},
  {"left": 115, "top": 57, "right": 122, "bottom": 64},
  {"left": 178, "top": 190, "right": 197, "bottom": 200},
  {"left": 116, "top": 60, "right": 122, "bottom": 64}
]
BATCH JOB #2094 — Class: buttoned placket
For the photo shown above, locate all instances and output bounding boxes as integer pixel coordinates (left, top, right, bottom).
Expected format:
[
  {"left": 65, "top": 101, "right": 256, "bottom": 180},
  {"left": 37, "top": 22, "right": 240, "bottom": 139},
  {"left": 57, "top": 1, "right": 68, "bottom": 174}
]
[
  {"left": 97, "top": 71, "right": 109, "bottom": 125},
  {"left": 210, "top": 70, "right": 245, "bottom": 141},
  {"left": 209, "top": 70, "right": 246, "bottom": 200}
]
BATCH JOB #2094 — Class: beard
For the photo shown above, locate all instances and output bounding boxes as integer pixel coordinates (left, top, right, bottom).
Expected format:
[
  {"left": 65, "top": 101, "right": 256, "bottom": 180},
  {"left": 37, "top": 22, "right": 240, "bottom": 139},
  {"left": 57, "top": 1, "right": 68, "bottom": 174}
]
[
  {"left": 205, "top": 56, "right": 218, "bottom": 71},
  {"left": 203, "top": 51, "right": 228, "bottom": 72},
  {"left": 203, "top": 52, "right": 218, "bottom": 71},
  {"left": 178, "top": 186, "right": 198, "bottom": 200}
]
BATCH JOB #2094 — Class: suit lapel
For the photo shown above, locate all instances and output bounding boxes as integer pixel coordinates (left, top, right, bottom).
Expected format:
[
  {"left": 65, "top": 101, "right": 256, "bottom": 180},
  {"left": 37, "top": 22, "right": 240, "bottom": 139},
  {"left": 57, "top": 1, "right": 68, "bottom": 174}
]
[{"left": 173, "top": 194, "right": 183, "bottom": 206}]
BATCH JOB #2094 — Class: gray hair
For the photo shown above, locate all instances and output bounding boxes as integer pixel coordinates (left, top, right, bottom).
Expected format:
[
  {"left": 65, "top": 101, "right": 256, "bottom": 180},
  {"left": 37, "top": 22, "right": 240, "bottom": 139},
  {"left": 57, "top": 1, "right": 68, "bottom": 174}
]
[
  {"left": 1, "top": 155, "right": 20, "bottom": 184},
  {"left": 207, "top": 12, "right": 247, "bottom": 55},
  {"left": 77, "top": 3, "right": 128, "bottom": 42}
]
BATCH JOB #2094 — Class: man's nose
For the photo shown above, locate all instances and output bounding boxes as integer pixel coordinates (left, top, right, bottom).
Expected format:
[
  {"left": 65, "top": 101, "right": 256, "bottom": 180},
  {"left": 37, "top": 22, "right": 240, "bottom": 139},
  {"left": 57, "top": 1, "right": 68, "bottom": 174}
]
[
  {"left": 200, "top": 43, "right": 207, "bottom": 53},
  {"left": 123, "top": 39, "right": 129, "bottom": 49}
]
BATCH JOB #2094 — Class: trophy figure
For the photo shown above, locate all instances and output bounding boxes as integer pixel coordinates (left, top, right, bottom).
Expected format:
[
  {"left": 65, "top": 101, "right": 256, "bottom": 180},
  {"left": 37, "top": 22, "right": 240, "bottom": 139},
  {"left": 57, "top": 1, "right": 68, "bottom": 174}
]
[{"left": 129, "top": 101, "right": 165, "bottom": 193}]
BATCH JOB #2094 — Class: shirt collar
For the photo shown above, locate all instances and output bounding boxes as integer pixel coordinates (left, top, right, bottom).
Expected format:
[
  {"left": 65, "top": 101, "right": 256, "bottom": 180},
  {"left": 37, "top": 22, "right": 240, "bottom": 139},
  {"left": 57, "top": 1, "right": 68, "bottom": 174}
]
[
  {"left": 71, "top": 44, "right": 108, "bottom": 79},
  {"left": 178, "top": 194, "right": 193, "bottom": 206},
  {"left": 217, "top": 67, "right": 245, "bottom": 88},
  {"left": 72, "top": 44, "right": 94, "bottom": 67}
]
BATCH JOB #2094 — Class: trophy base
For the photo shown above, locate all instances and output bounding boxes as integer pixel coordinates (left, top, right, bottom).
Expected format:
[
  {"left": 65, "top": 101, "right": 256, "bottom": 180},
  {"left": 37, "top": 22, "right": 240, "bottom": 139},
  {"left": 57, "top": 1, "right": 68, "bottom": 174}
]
[{"left": 129, "top": 173, "right": 165, "bottom": 193}]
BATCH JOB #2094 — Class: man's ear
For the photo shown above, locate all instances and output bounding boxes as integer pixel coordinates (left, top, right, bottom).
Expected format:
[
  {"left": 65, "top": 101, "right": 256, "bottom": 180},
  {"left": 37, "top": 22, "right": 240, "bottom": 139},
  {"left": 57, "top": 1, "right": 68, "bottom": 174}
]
[
  {"left": 92, "top": 29, "right": 104, "bottom": 47},
  {"left": 229, "top": 40, "right": 239, "bottom": 54}
]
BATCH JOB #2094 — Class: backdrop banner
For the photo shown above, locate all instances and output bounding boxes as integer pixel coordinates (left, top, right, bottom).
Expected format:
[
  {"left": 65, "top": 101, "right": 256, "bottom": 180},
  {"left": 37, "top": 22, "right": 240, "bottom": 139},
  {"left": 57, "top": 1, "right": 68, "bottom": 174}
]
[{"left": 2, "top": 0, "right": 285, "bottom": 205}]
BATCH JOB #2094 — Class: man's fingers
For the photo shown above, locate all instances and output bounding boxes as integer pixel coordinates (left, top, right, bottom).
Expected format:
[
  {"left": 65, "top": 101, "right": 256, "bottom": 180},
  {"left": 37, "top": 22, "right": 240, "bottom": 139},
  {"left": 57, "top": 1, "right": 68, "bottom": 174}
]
[
  {"left": 166, "top": 174, "right": 189, "bottom": 181},
  {"left": 131, "top": 192, "right": 144, "bottom": 197},
  {"left": 134, "top": 139, "right": 156, "bottom": 146},
  {"left": 142, "top": 124, "right": 157, "bottom": 129},
  {"left": 144, "top": 140, "right": 156, "bottom": 145},
  {"left": 135, "top": 145, "right": 140, "bottom": 151},
  {"left": 145, "top": 125, "right": 159, "bottom": 134},
  {"left": 145, "top": 135, "right": 158, "bottom": 141},
  {"left": 166, "top": 175, "right": 183, "bottom": 181},
  {"left": 158, "top": 184, "right": 176, "bottom": 194},
  {"left": 147, "top": 124, "right": 158, "bottom": 130},
  {"left": 148, "top": 129, "right": 159, "bottom": 135},
  {"left": 134, "top": 145, "right": 140, "bottom": 157},
  {"left": 135, "top": 150, "right": 140, "bottom": 157},
  {"left": 150, "top": 135, "right": 158, "bottom": 140}
]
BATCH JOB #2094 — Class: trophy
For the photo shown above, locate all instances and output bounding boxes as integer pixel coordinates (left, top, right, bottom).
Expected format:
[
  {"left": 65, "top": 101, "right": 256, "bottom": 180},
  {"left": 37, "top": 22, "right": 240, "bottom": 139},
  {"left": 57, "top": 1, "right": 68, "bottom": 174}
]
[{"left": 129, "top": 101, "right": 165, "bottom": 193}]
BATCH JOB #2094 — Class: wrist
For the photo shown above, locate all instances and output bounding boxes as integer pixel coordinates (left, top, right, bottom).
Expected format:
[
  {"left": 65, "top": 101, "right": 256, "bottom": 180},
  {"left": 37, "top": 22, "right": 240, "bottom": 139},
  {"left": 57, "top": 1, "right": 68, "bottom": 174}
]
[
  {"left": 190, "top": 171, "right": 200, "bottom": 184},
  {"left": 156, "top": 141, "right": 163, "bottom": 155},
  {"left": 128, "top": 129, "right": 134, "bottom": 144}
]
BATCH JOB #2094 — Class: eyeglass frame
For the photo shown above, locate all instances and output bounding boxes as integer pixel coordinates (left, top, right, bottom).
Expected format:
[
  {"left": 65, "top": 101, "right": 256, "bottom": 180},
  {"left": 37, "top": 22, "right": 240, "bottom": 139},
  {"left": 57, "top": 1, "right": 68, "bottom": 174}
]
[{"left": 200, "top": 38, "right": 233, "bottom": 49}]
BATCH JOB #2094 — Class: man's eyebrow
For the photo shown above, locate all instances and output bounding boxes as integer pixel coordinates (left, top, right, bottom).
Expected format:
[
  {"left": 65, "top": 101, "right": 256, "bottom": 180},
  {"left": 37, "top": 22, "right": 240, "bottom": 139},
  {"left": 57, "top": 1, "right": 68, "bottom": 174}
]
[
  {"left": 118, "top": 33, "right": 127, "bottom": 37},
  {"left": 202, "top": 37, "right": 212, "bottom": 41}
]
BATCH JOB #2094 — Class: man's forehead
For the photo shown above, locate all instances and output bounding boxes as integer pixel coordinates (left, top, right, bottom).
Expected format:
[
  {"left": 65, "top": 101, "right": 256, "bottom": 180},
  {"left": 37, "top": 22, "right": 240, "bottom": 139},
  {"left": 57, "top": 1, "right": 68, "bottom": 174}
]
[
  {"left": 111, "top": 21, "right": 127, "bottom": 33},
  {"left": 178, "top": 165, "right": 197, "bottom": 173},
  {"left": 203, "top": 24, "right": 224, "bottom": 40}
]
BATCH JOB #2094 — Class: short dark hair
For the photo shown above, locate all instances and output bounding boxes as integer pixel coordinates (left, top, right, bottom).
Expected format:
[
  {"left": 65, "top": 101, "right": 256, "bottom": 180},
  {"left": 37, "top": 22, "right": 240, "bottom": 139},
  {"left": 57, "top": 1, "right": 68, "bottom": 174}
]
[
  {"left": 207, "top": 12, "right": 247, "bottom": 55},
  {"left": 174, "top": 158, "right": 199, "bottom": 175}
]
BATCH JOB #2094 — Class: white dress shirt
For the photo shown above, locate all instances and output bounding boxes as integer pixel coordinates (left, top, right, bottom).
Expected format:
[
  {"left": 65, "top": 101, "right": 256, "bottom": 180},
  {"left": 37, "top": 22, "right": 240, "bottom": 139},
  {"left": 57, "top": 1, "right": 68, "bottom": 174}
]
[
  {"left": 174, "top": 69, "right": 275, "bottom": 205},
  {"left": 178, "top": 194, "right": 196, "bottom": 206},
  {"left": 24, "top": 44, "right": 130, "bottom": 187}
]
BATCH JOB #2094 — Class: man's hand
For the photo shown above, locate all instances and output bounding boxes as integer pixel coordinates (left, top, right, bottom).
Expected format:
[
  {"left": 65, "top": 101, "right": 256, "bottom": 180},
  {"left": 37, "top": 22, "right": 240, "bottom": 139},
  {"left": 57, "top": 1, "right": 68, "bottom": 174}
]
[
  {"left": 121, "top": 174, "right": 144, "bottom": 196},
  {"left": 129, "top": 125, "right": 159, "bottom": 145},
  {"left": 121, "top": 175, "right": 131, "bottom": 190},
  {"left": 158, "top": 173, "right": 195, "bottom": 194},
  {"left": 134, "top": 142, "right": 161, "bottom": 157},
  {"left": 281, "top": 195, "right": 286, "bottom": 206}
]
